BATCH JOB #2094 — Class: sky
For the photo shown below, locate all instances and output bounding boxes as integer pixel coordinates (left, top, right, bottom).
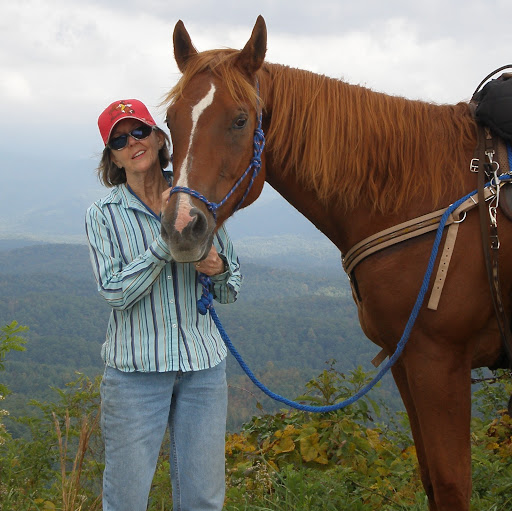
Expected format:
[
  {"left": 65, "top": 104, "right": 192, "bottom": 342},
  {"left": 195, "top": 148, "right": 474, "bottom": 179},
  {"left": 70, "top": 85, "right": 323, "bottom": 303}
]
[{"left": 1, "top": 0, "right": 512, "bottom": 239}]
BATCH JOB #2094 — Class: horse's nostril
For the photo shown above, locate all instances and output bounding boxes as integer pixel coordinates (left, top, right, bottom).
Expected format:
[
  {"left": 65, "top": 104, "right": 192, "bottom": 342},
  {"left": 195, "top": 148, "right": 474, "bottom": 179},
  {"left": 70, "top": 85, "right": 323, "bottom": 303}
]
[
  {"left": 189, "top": 208, "right": 208, "bottom": 237},
  {"left": 182, "top": 207, "right": 210, "bottom": 239},
  {"left": 162, "top": 204, "right": 213, "bottom": 261}
]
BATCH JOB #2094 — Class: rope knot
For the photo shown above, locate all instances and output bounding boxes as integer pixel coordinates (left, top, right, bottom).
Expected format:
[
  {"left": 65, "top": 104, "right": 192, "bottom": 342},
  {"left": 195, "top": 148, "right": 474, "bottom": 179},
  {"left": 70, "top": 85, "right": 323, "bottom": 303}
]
[
  {"left": 250, "top": 157, "right": 262, "bottom": 169},
  {"left": 197, "top": 293, "right": 213, "bottom": 315},
  {"left": 253, "top": 129, "right": 265, "bottom": 153},
  {"left": 197, "top": 273, "right": 213, "bottom": 315}
]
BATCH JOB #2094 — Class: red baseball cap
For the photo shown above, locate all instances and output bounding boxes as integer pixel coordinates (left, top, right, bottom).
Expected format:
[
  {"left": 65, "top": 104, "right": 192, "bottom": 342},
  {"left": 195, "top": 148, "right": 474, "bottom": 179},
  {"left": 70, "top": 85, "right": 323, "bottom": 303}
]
[{"left": 98, "top": 99, "right": 157, "bottom": 145}]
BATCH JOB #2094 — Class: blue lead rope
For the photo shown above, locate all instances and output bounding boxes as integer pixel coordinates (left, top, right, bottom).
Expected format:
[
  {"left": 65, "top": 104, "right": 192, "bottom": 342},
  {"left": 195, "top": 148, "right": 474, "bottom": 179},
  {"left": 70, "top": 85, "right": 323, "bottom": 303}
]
[{"left": 197, "top": 180, "right": 511, "bottom": 412}]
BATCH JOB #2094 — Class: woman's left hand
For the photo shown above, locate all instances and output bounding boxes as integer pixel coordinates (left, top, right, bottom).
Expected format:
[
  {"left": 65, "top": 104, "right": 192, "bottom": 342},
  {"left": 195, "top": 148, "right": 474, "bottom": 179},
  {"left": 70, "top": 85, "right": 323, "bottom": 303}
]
[{"left": 194, "top": 246, "right": 226, "bottom": 276}]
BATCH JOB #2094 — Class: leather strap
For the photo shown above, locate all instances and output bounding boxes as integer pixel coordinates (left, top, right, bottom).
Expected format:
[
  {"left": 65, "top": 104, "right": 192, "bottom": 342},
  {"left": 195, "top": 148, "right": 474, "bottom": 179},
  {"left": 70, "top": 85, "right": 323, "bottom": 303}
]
[
  {"left": 427, "top": 221, "right": 460, "bottom": 310},
  {"left": 371, "top": 348, "right": 389, "bottom": 368},
  {"left": 343, "top": 191, "right": 493, "bottom": 276},
  {"left": 476, "top": 127, "right": 512, "bottom": 365},
  {"left": 343, "top": 210, "right": 447, "bottom": 275}
]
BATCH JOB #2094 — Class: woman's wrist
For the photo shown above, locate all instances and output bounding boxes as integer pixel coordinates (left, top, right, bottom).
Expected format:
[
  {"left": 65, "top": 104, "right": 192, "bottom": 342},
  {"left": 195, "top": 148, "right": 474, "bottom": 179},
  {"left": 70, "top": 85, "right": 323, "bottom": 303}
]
[{"left": 215, "top": 256, "right": 228, "bottom": 275}]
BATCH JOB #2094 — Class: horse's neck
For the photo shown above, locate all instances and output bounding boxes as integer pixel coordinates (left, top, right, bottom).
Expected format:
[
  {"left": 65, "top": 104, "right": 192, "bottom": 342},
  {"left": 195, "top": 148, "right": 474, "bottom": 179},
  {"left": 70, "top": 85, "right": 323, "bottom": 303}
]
[{"left": 264, "top": 164, "right": 348, "bottom": 251}]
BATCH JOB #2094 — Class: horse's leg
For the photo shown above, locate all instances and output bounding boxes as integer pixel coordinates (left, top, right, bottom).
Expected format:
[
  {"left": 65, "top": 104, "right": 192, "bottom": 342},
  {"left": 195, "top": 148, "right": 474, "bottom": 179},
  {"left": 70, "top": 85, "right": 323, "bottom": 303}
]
[
  {"left": 391, "top": 363, "right": 437, "bottom": 510},
  {"left": 402, "top": 339, "right": 472, "bottom": 511}
]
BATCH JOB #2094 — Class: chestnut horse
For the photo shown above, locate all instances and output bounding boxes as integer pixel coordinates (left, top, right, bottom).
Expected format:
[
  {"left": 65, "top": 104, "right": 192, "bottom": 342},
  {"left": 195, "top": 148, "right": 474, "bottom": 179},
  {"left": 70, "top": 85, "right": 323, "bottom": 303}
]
[{"left": 161, "top": 16, "right": 511, "bottom": 511}]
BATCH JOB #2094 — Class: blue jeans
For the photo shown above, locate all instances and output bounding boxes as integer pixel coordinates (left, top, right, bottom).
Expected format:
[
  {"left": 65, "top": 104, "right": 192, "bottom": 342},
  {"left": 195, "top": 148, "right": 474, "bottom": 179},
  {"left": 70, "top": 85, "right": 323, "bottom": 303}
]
[{"left": 100, "top": 359, "right": 228, "bottom": 511}]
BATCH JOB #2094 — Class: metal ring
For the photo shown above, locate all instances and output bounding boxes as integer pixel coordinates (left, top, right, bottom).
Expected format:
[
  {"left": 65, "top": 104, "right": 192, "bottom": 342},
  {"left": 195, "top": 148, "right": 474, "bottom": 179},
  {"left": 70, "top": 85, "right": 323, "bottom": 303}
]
[{"left": 453, "top": 211, "right": 467, "bottom": 224}]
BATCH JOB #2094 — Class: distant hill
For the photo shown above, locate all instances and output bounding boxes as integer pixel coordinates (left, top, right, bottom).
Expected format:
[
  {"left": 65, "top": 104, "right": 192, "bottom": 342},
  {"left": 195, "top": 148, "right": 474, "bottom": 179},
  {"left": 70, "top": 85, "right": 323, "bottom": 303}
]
[
  {"left": 0, "top": 157, "right": 332, "bottom": 247},
  {"left": 0, "top": 239, "right": 44, "bottom": 252},
  {"left": 0, "top": 243, "right": 92, "bottom": 278}
]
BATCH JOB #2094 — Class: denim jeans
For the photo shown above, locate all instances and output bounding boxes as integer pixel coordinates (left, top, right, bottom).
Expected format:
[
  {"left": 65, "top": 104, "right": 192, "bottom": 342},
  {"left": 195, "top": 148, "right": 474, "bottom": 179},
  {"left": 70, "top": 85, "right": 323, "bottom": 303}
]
[{"left": 100, "top": 359, "right": 228, "bottom": 511}]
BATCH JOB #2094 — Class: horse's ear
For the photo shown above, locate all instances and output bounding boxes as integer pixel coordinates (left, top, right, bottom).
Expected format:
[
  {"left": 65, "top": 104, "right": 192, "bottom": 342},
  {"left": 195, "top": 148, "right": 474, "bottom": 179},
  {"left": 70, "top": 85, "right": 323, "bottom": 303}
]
[
  {"left": 236, "top": 15, "right": 267, "bottom": 77},
  {"left": 173, "top": 20, "right": 198, "bottom": 73}
]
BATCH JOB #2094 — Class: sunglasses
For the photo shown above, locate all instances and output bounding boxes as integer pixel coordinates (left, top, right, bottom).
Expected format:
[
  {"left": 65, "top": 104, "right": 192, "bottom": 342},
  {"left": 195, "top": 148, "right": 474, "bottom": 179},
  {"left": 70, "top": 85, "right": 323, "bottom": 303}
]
[{"left": 108, "top": 124, "right": 155, "bottom": 150}]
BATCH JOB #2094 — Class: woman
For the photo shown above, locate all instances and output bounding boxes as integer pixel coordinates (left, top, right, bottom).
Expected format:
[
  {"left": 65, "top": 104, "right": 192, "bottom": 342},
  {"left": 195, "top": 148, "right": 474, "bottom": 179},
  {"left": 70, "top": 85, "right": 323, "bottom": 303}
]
[{"left": 85, "top": 99, "right": 242, "bottom": 511}]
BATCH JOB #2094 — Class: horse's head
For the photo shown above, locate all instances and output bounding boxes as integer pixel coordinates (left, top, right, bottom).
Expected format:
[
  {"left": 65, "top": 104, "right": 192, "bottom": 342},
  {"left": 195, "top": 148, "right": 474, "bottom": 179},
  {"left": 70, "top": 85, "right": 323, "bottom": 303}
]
[{"left": 161, "top": 16, "right": 267, "bottom": 262}]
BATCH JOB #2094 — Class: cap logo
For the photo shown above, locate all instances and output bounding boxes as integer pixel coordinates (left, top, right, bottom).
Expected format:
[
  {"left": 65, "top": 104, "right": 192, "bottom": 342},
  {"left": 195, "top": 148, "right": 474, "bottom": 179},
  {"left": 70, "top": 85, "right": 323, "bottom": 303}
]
[
  {"left": 108, "top": 101, "right": 135, "bottom": 122},
  {"left": 116, "top": 102, "right": 134, "bottom": 114}
]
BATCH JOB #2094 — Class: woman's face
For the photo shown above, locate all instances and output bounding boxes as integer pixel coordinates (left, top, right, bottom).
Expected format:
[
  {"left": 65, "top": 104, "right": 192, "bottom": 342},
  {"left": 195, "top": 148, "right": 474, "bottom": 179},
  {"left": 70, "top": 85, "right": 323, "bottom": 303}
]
[{"left": 110, "top": 118, "right": 163, "bottom": 178}]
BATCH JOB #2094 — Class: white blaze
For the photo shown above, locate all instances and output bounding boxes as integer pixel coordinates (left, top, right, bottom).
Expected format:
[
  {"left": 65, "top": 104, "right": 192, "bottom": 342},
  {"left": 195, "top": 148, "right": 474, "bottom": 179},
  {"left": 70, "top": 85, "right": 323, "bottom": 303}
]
[{"left": 174, "top": 83, "right": 216, "bottom": 233}]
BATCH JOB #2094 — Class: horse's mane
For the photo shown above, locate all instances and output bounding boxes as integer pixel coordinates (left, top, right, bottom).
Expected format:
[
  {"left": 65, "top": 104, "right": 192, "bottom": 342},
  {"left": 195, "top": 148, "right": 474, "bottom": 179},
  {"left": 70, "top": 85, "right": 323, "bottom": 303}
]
[
  {"left": 165, "top": 50, "right": 477, "bottom": 213},
  {"left": 265, "top": 63, "right": 476, "bottom": 212}
]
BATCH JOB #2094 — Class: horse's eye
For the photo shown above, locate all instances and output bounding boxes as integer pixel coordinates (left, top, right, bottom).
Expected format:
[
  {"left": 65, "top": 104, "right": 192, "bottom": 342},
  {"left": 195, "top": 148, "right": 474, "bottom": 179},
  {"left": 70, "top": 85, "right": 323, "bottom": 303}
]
[{"left": 233, "top": 116, "right": 247, "bottom": 129}]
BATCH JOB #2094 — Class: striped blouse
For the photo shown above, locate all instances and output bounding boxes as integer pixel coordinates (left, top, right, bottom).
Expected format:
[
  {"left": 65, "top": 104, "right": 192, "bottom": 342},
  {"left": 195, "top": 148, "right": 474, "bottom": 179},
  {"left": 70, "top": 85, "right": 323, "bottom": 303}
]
[{"left": 85, "top": 184, "right": 242, "bottom": 373}]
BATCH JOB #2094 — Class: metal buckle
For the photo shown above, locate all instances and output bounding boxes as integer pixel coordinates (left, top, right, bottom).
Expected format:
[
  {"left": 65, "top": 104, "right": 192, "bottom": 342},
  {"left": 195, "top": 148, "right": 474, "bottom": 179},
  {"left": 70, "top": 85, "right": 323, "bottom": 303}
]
[
  {"left": 489, "top": 205, "right": 498, "bottom": 228},
  {"left": 491, "top": 233, "right": 500, "bottom": 250}
]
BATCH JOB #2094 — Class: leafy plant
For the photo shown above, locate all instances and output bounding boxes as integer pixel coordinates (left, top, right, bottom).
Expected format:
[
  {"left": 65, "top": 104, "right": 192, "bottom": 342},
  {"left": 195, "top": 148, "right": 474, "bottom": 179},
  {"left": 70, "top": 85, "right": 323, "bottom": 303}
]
[
  {"left": 224, "top": 365, "right": 512, "bottom": 511},
  {"left": 0, "top": 369, "right": 102, "bottom": 510}
]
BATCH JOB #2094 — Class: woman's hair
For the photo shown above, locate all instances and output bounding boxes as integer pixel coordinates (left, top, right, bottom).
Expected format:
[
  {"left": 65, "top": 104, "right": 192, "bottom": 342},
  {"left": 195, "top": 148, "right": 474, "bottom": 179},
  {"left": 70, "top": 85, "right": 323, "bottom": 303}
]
[{"left": 96, "top": 127, "right": 171, "bottom": 187}]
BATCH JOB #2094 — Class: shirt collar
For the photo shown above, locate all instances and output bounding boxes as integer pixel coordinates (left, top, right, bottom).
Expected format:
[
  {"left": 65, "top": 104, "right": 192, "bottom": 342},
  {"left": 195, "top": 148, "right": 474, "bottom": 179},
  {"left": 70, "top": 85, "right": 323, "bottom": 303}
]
[
  {"left": 103, "top": 169, "right": 173, "bottom": 216},
  {"left": 103, "top": 184, "right": 149, "bottom": 214}
]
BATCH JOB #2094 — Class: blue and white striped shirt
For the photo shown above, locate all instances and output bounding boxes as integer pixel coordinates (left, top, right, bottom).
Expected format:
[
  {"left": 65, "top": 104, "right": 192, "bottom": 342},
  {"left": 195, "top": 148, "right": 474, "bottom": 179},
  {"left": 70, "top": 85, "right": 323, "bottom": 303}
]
[{"left": 85, "top": 184, "right": 242, "bottom": 373}]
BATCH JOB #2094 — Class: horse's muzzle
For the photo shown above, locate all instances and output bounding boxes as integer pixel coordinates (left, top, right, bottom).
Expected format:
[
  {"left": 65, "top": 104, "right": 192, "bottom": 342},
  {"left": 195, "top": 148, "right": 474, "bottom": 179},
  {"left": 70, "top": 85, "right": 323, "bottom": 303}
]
[{"left": 161, "top": 206, "right": 214, "bottom": 262}]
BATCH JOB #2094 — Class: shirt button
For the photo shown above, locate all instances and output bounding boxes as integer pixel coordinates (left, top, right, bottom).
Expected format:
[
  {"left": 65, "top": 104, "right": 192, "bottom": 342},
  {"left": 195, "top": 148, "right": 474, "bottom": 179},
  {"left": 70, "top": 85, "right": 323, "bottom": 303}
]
[
  {"left": 172, "top": 324, "right": 177, "bottom": 328},
  {"left": 167, "top": 276, "right": 172, "bottom": 280},
  {"left": 169, "top": 299, "right": 174, "bottom": 304}
]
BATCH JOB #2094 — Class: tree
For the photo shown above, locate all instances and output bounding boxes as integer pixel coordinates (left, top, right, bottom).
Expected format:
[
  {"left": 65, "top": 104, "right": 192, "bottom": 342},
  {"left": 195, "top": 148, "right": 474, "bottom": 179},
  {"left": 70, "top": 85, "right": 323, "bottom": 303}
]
[{"left": 0, "top": 321, "right": 28, "bottom": 398}]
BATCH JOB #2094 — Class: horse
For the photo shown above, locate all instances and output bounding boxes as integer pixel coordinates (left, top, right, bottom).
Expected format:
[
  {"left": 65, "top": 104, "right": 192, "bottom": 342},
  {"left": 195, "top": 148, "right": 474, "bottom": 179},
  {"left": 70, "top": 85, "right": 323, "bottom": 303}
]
[{"left": 161, "top": 16, "right": 512, "bottom": 511}]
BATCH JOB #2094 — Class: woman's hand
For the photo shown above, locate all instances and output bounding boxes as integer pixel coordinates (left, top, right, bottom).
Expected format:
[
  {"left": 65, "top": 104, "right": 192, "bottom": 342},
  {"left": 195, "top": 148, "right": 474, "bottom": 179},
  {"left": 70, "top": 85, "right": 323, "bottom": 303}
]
[
  {"left": 160, "top": 188, "right": 171, "bottom": 214},
  {"left": 195, "top": 246, "right": 226, "bottom": 276}
]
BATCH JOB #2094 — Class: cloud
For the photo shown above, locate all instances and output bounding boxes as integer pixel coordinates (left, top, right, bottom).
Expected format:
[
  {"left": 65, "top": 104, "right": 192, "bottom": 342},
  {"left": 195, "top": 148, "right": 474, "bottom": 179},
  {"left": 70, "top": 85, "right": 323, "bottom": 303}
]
[
  {"left": 1, "top": 0, "right": 512, "bottom": 162},
  {"left": 3, "top": 3, "right": 510, "bottom": 107},
  {"left": 0, "top": 70, "right": 32, "bottom": 101},
  {"left": 2, "top": 2, "right": 175, "bottom": 116}
]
